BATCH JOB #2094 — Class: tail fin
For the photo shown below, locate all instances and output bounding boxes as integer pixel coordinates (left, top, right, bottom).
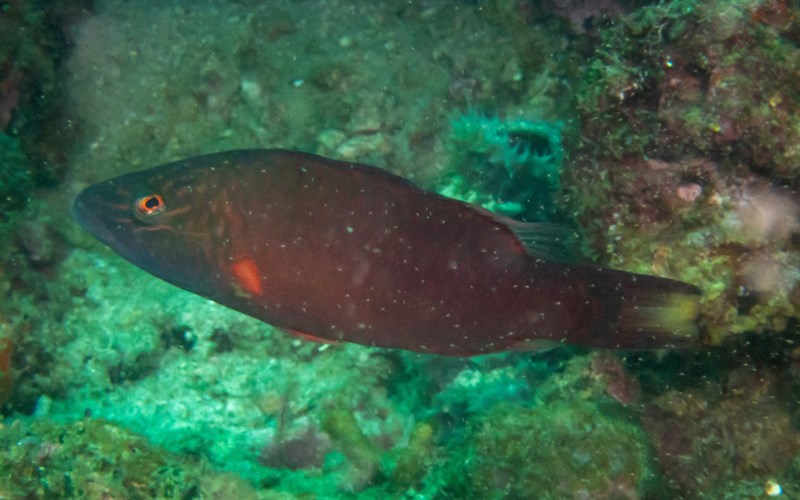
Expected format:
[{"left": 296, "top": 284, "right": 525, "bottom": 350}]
[{"left": 585, "top": 268, "right": 701, "bottom": 350}]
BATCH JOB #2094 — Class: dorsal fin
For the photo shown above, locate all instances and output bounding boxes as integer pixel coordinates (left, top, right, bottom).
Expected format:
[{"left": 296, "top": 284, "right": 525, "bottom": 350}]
[
  {"left": 502, "top": 218, "right": 582, "bottom": 263},
  {"left": 471, "top": 206, "right": 582, "bottom": 263}
]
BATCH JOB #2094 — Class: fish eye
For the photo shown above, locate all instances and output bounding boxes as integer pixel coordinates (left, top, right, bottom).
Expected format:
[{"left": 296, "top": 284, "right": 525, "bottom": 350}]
[{"left": 134, "top": 193, "right": 166, "bottom": 220}]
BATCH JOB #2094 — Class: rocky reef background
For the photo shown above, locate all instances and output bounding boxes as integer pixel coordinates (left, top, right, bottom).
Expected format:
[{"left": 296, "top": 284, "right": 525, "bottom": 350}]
[{"left": 1, "top": 0, "right": 799, "bottom": 498}]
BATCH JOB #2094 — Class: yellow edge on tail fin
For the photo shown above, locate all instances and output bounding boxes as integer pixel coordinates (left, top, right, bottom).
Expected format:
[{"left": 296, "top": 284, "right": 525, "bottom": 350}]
[{"left": 617, "top": 290, "right": 701, "bottom": 348}]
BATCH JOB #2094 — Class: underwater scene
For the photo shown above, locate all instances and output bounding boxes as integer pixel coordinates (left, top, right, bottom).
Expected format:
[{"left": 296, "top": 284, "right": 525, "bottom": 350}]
[{"left": 1, "top": 0, "right": 800, "bottom": 498}]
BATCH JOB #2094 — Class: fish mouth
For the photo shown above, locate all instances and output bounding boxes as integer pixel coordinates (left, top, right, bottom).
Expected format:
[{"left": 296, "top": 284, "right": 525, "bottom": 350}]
[
  {"left": 72, "top": 183, "right": 128, "bottom": 250},
  {"left": 71, "top": 188, "right": 92, "bottom": 228}
]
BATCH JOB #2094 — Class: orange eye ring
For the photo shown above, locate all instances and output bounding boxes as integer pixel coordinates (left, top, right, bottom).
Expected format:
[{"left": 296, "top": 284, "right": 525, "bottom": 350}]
[{"left": 135, "top": 193, "right": 166, "bottom": 217}]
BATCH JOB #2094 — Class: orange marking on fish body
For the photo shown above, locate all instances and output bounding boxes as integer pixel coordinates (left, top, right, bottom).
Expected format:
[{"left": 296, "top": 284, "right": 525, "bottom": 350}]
[{"left": 231, "top": 257, "right": 263, "bottom": 296}]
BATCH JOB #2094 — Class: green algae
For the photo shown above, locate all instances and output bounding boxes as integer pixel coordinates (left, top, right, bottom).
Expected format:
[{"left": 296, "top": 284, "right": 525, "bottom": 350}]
[
  {"left": 320, "top": 406, "right": 382, "bottom": 491},
  {"left": 468, "top": 400, "right": 653, "bottom": 499},
  {"left": 442, "top": 111, "right": 564, "bottom": 221},
  {"left": 386, "top": 420, "right": 438, "bottom": 487},
  {"left": 0, "top": 417, "right": 267, "bottom": 499}
]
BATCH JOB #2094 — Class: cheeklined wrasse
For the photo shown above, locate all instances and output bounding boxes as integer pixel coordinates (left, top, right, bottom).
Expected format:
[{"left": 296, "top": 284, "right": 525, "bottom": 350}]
[{"left": 72, "top": 149, "right": 700, "bottom": 355}]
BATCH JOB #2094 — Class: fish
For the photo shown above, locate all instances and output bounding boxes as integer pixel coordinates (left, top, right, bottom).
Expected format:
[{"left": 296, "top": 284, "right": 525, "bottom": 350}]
[{"left": 72, "top": 149, "right": 701, "bottom": 355}]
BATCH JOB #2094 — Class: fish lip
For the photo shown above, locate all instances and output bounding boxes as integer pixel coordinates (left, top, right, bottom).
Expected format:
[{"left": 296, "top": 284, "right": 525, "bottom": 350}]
[
  {"left": 70, "top": 190, "right": 89, "bottom": 227},
  {"left": 71, "top": 187, "right": 98, "bottom": 233},
  {"left": 72, "top": 185, "right": 120, "bottom": 249}
]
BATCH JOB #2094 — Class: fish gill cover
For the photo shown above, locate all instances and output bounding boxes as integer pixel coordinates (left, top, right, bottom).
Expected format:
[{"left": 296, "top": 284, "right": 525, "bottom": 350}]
[{"left": 0, "top": 0, "right": 799, "bottom": 498}]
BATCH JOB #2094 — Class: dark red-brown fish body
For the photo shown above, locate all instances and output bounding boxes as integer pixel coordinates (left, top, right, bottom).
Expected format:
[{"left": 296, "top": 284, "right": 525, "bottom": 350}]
[{"left": 73, "top": 149, "right": 700, "bottom": 355}]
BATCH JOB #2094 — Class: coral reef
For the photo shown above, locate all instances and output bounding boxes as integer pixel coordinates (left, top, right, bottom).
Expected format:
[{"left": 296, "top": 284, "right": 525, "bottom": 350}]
[
  {"left": 0, "top": 132, "right": 31, "bottom": 215},
  {"left": 0, "top": 0, "right": 86, "bottom": 185},
  {"left": 568, "top": 0, "right": 800, "bottom": 343},
  {"left": 386, "top": 352, "right": 663, "bottom": 498},
  {"left": 643, "top": 365, "right": 800, "bottom": 496},
  {"left": 468, "top": 399, "right": 652, "bottom": 499},
  {"left": 442, "top": 111, "right": 564, "bottom": 220},
  {"left": 0, "top": 417, "right": 266, "bottom": 499}
]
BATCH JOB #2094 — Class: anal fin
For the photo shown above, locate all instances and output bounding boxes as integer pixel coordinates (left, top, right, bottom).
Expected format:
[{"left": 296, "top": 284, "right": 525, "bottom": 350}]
[{"left": 284, "top": 329, "right": 339, "bottom": 345}]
